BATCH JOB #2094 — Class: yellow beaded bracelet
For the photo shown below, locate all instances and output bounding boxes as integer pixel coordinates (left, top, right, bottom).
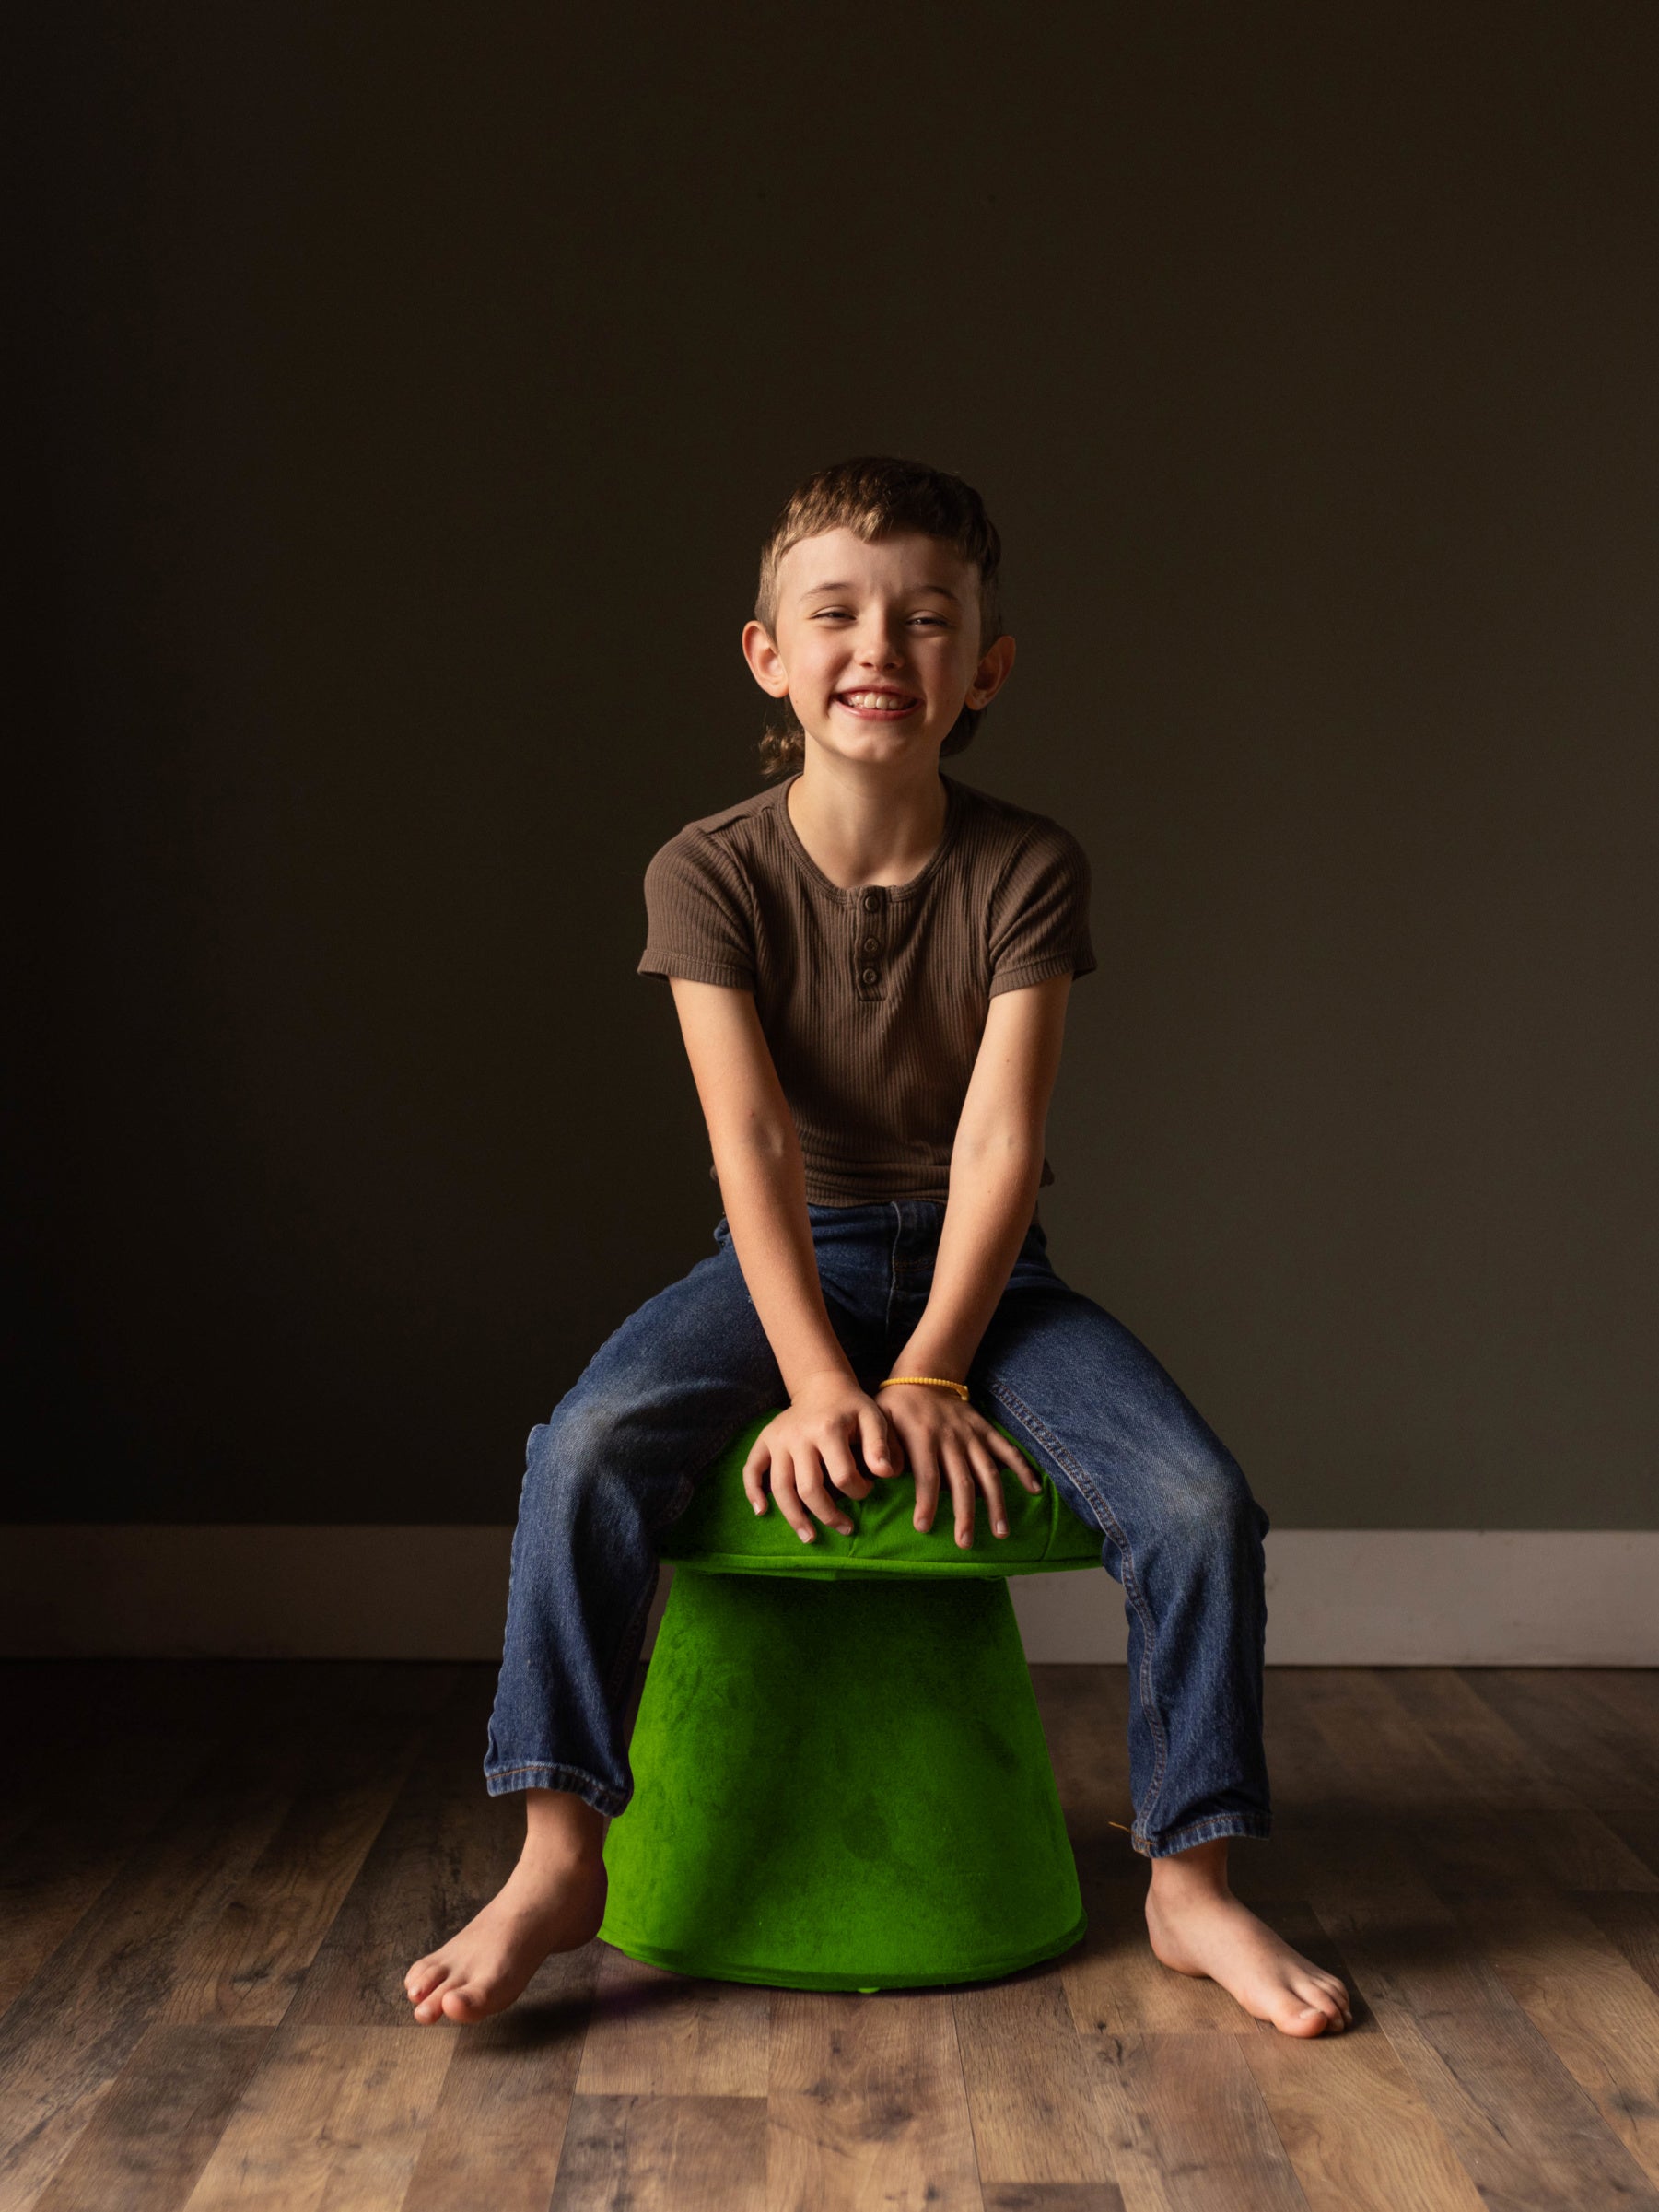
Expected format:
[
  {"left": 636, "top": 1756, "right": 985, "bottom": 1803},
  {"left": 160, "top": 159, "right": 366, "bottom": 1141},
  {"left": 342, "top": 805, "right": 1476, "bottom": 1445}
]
[{"left": 878, "top": 1375, "right": 970, "bottom": 1401}]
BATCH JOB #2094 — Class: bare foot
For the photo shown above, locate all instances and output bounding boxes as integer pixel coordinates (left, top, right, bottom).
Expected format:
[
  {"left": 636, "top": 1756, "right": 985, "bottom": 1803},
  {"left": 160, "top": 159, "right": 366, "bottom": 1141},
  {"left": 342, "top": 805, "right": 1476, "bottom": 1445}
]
[
  {"left": 1144, "top": 1840, "right": 1352, "bottom": 2038},
  {"left": 405, "top": 1791, "right": 607, "bottom": 2024}
]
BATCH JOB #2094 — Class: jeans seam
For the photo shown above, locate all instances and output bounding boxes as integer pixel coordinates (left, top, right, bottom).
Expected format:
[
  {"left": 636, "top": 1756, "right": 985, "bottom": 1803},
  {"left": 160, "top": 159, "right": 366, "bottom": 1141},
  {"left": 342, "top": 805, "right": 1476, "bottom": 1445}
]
[
  {"left": 985, "top": 1376, "right": 1170, "bottom": 1827},
  {"left": 883, "top": 1201, "right": 903, "bottom": 1346},
  {"left": 484, "top": 1761, "right": 629, "bottom": 1818},
  {"left": 1134, "top": 1810, "right": 1273, "bottom": 1858}
]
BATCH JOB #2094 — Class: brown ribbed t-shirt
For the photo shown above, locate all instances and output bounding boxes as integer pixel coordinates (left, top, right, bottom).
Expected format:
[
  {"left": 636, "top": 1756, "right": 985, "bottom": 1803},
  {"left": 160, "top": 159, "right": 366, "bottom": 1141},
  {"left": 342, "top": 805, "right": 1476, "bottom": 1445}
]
[{"left": 637, "top": 770, "right": 1096, "bottom": 1206}]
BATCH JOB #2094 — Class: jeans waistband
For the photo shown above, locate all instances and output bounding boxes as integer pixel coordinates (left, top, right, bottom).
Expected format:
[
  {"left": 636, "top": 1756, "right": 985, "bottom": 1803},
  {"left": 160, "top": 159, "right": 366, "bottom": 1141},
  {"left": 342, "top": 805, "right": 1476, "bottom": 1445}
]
[{"left": 713, "top": 1198, "right": 1047, "bottom": 1255}]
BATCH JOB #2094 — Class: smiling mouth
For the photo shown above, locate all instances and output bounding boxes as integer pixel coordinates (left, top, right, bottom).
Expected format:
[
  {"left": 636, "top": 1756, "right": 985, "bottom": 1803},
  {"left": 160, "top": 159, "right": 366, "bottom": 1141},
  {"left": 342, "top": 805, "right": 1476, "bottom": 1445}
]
[{"left": 836, "top": 690, "right": 922, "bottom": 716}]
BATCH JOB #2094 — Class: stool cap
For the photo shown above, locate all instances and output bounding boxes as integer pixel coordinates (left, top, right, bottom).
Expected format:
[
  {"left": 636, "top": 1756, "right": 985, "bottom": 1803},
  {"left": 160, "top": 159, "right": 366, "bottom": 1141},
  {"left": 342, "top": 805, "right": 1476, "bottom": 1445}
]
[{"left": 661, "top": 1410, "right": 1101, "bottom": 1580}]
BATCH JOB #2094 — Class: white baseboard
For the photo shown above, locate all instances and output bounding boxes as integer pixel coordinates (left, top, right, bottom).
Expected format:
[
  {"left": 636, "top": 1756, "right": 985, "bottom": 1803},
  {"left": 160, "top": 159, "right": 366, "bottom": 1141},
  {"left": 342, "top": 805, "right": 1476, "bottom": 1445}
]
[{"left": 1, "top": 1527, "right": 1653, "bottom": 1666}]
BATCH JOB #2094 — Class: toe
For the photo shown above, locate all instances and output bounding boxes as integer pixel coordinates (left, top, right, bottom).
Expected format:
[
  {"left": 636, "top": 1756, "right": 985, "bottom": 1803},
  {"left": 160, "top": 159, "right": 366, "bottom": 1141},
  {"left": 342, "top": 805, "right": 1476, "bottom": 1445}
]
[
  {"left": 405, "top": 1961, "right": 444, "bottom": 2004},
  {"left": 1313, "top": 1976, "right": 1353, "bottom": 2025},
  {"left": 1307, "top": 1993, "right": 1347, "bottom": 2032},
  {"left": 440, "top": 1982, "right": 492, "bottom": 2023},
  {"left": 411, "top": 1976, "right": 455, "bottom": 2023}
]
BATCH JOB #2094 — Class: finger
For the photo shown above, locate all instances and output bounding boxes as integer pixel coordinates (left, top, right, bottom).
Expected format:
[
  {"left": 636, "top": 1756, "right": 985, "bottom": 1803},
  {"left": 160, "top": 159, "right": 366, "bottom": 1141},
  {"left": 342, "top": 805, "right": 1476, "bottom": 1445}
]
[
  {"left": 742, "top": 1442, "right": 772, "bottom": 1516},
  {"left": 822, "top": 1431, "right": 873, "bottom": 1504},
  {"left": 795, "top": 1449, "right": 854, "bottom": 1535},
  {"left": 967, "top": 1437, "right": 1011, "bottom": 1537},
  {"left": 859, "top": 1404, "right": 896, "bottom": 1480},
  {"left": 940, "top": 1442, "right": 978, "bottom": 1548},
  {"left": 772, "top": 1452, "right": 818, "bottom": 1545},
  {"left": 882, "top": 1414, "right": 908, "bottom": 1479},
  {"left": 981, "top": 1423, "right": 1042, "bottom": 1492},
  {"left": 909, "top": 1441, "right": 941, "bottom": 1533}
]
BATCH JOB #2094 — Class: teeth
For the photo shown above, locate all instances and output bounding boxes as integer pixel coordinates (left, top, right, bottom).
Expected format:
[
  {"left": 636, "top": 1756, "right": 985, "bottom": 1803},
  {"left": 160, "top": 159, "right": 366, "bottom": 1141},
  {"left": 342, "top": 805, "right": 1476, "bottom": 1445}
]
[{"left": 842, "top": 692, "right": 916, "bottom": 711}]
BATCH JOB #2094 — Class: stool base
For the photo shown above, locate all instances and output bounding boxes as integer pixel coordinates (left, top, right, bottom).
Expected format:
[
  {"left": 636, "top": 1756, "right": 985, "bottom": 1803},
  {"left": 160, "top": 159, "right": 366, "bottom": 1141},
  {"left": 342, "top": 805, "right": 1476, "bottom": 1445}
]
[{"left": 599, "top": 1571, "right": 1087, "bottom": 1992}]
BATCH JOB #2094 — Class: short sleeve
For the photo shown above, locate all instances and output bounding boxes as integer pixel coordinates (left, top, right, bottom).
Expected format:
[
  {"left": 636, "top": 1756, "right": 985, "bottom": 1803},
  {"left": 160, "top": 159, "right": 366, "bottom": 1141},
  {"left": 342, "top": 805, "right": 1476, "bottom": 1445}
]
[
  {"left": 637, "top": 831, "right": 757, "bottom": 990},
  {"left": 986, "top": 820, "right": 1097, "bottom": 996}
]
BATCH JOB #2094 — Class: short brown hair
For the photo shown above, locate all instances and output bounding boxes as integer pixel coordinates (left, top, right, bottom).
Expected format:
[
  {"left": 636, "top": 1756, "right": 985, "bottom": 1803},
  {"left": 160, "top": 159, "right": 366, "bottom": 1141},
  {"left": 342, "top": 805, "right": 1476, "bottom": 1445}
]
[{"left": 753, "top": 455, "right": 1004, "bottom": 780}]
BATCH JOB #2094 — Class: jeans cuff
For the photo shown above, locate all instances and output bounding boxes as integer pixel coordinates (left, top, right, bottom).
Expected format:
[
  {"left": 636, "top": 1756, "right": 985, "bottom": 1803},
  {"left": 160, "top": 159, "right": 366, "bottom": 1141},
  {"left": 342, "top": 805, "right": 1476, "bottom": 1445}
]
[
  {"left": 1134, "top": 1811, "right": 1273, "bottom": 1859},
  {"left": 483, "top": 1761, "right": 628, "bottom": 1819}
]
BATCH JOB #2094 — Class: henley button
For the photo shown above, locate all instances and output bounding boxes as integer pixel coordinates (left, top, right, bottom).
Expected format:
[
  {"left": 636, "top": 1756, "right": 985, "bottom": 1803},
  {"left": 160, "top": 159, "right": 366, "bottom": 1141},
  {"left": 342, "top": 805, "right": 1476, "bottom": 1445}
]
[
  {"left": 861, "top": 892, "right": 881, "bottom": 912},
  {"left": 860, "top": 934, "right": 878, "bottom": 952},
  {"left": 860, "top": 966, "right": 879, "bottom": 985}
]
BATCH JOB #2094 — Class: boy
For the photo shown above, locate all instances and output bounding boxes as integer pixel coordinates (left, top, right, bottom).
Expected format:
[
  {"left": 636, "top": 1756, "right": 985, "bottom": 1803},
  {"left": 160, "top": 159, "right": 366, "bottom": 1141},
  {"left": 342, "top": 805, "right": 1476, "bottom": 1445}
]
[{"left": 405, "top": 457, "right": 1352, "bottom": 2037}]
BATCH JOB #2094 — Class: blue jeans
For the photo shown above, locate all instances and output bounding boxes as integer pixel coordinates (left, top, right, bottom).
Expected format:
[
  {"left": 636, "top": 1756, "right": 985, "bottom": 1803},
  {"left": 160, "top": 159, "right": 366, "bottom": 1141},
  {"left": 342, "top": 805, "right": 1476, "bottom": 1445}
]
[{"left": 485, "top": 1200, "right": 1273, "bottom": 1858}]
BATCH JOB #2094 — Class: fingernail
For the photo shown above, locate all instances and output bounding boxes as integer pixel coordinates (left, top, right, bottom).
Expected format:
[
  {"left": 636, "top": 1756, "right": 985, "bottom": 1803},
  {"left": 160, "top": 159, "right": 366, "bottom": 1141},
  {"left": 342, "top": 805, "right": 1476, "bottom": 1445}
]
[{"left": 798, "top": 1528, "right": 813, "bottom": 1543}]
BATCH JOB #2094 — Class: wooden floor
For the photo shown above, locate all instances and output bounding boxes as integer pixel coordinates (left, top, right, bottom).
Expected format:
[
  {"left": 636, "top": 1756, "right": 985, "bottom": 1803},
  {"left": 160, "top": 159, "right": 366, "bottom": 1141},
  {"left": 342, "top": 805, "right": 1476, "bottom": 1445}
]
[{"left": 2, "top": 1662, "right": 1658, "bottom": 2211}]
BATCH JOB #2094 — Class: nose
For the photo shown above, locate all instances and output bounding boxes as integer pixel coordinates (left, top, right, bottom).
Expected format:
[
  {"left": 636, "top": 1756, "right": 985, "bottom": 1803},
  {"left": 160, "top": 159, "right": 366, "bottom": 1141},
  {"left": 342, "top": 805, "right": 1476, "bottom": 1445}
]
[{"left": 854, "top": 614, "right": 905, "bottom": 669}]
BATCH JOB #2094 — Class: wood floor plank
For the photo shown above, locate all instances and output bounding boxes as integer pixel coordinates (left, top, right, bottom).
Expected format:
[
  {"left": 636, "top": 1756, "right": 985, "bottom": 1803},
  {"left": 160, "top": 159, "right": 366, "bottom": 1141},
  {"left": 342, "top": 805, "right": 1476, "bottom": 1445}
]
[
  {"left": 1575, "top": 1894, "right": 1659, "bottom": 2000},
  {"left": 1456, "top": 1670, "right": 1659, "bottom": 1809},
  {"left": 767, "top": 1988, "right": 982, "bottom": 2210},
  {"left": 0, "top": 1729, "right": 318, "bottom": 2208},
  {"left": 550, "top": 2093, "right": 765, "bottom": 2212},
  {"left": 29, "top": 2025, "right": 273, "bottom": 2212},
  {"left": 0, "top": 1699, "right": 121, "bottom": 1857},
  {"left": 1601, "top": 1809, "right": 1659, "bottom": 1879},
  {"left": 399, "top": 1946, "right": 599, "bottom": 2212},
  {"left": 1306, "top": 1829, "right": 1659, "bottom": 2211},
  {"left": 1274, "top": 1663, "right": 1659, "bottom": 2188},
  {"left": 1412, "top": 1820, "right": 1659, "bottom": 2186},
  {"left": 1496, "top": 1808, "right": 1659, "bottom": 1891},
  {"left": 159, "top": 1724, "right": 425, "bottom": 2026},
  {"left": 1570, "top": 1669, "right": 1659, "bottom": 1738},
  {"left": 575, "top": 1949, "right": 769, "bottom": 2097},
  {"left": 177, "top": 2022, "right": 453, "bottom": 2211},
  {"left": 1289, "top": 1669, "right": 1475, "bottom": 1820},
  {"left": 282, "top": 1697, "right": 513, "bottom": 2029},
  {"left": 1272, "top": 1669, "right": 1658, "bottom": 1891},
  {"left": 980, "top": 2188, "right": 1125, "bottom": 2210},
  {"left": 1242, "top": 2020, "right": 1498, "bottom": 2212},
  {"left": 0, "top": 1726, "right": 219, "bottom": 2022},
  {"left": 1259, "top": 1672, "right": 1365, "bottom": 1823},
  {"left": 1379, "top": 1667, "right": 1572, "bottom": 1809},
  {"left": 952, "top": 1968, "right": 1117, "bottom": 2184},
  {"left": 1079, "top": 2033, "right": 1308, "bottom": 2212}
]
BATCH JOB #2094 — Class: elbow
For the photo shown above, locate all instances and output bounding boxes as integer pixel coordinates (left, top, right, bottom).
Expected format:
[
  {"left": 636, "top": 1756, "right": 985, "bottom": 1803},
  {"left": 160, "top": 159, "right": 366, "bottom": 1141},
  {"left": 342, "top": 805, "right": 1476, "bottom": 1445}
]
[
  {"left": 950, "top": 1126, "right": 1046, "bottom": 1179},
  {"left": 712, "top": 1116, "right": 800, "bottom": 1179}
]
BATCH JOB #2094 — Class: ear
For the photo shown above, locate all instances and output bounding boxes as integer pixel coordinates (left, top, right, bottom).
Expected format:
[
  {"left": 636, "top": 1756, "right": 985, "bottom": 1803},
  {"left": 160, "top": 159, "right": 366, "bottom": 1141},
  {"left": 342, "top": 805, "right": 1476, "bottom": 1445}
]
[
  {"left": 964, "top": 634, "right": 1016, "bottom": 710},
  {"left": 742, "top": 619, "right": 792, "bottom": 698}
]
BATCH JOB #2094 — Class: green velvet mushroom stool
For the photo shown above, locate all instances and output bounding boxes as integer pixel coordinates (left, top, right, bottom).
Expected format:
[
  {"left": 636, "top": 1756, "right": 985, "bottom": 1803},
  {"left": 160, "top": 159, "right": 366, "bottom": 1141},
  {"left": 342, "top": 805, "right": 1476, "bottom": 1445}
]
[{"left": 596, "top": 1410, "right": 1101, "bottom": 1993}]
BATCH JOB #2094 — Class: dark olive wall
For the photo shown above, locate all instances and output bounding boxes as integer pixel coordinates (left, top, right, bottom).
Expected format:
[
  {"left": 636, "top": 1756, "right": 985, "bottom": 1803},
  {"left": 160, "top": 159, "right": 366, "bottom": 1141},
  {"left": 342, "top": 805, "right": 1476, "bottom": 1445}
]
[{"left": 12, "top": 7, "right": 1656, "bottom": 1527}]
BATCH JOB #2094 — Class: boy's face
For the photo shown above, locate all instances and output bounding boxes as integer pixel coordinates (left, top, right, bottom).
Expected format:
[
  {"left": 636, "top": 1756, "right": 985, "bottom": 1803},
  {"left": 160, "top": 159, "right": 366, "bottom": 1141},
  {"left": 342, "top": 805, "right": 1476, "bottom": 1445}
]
[{"left": 742, "top": 527, "right": 1014, "bottom": 769}]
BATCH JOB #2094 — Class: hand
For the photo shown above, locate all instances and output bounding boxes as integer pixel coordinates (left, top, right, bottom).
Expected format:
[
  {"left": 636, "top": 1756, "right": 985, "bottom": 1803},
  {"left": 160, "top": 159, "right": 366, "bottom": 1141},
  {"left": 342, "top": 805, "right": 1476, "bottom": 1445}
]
[
  {"left": 742, "top": 1375, "right": 895, "bottom": 1544},
  {"left": 877, "top": 1384, "right": 1043, "bottom": 1548}
]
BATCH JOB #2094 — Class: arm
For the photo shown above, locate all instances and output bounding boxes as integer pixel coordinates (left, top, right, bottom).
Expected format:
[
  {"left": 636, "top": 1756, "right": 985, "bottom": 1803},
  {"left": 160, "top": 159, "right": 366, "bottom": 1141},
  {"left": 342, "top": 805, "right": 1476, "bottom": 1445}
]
[
  {"left": 882, "top": 971, "right": 1075, "bottom": 1543},
  {"left": 664, "top": 976, "right": 895, "bottom": 1539}
]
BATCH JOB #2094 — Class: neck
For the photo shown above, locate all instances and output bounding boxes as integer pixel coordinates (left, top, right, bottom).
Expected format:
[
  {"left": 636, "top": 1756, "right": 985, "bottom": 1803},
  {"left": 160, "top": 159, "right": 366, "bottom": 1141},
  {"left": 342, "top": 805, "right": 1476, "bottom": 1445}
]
[{"left": 786, "top": 749, "right": 950, "bottom": 891}]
